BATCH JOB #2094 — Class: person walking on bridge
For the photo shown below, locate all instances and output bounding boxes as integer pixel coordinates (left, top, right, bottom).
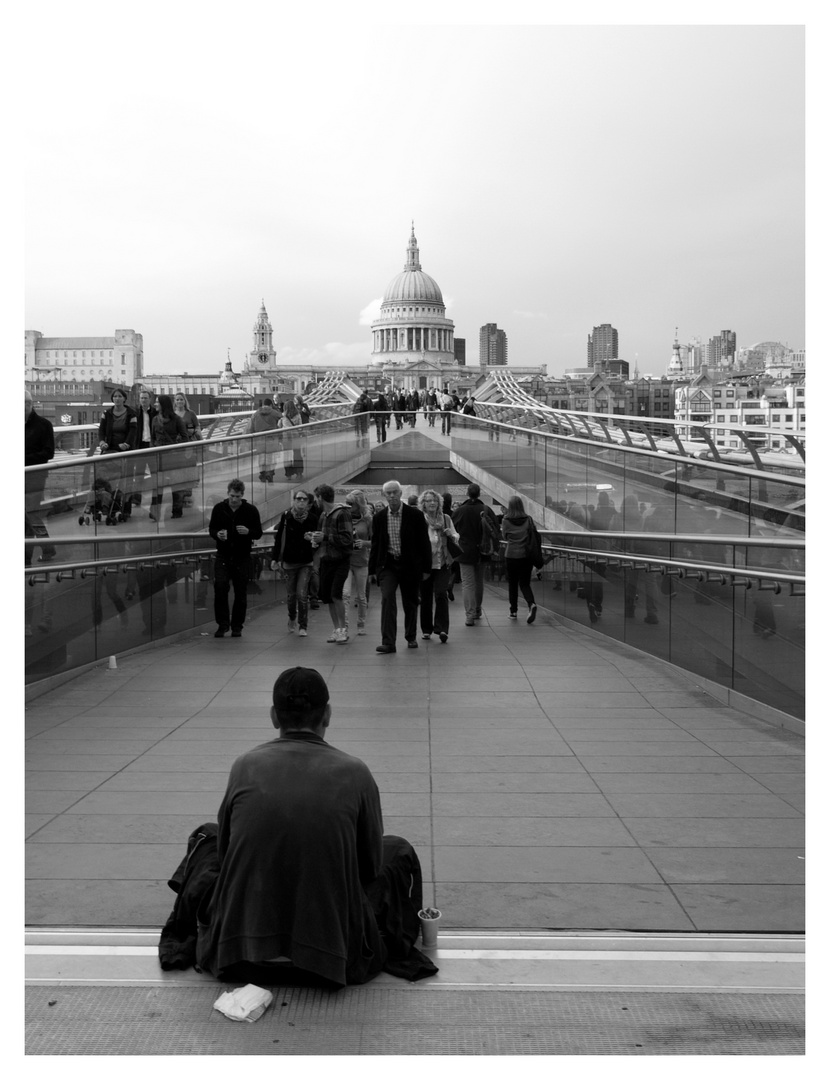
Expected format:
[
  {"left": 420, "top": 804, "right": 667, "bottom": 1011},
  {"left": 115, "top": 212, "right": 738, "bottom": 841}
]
[
  {"left": 369, "top": 480, "right": 431, "bottom": 653},
  {"left": 209, "top": 479, "right": 263, "bottom": 638},
  {"left": 452, "top": 483, "right": 498, "bottom": 626},
  {"left": 373, "top": 390, "right": 390, "bottom": 443}
]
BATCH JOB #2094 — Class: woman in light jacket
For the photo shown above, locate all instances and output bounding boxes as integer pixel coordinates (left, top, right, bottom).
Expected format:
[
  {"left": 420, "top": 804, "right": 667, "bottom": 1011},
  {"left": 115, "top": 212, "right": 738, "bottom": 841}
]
[
  {"left": 500, "top": 494, "right": 538, "bottom": 624},
  {"left": 343, "top": 490, "right": 373, "bottom": 635},
  {"left": 418, "top": 488, "right": 460, "bottom": 644},
  {"left": 279, "top": 399, "right": 305, "bottom": 480}
]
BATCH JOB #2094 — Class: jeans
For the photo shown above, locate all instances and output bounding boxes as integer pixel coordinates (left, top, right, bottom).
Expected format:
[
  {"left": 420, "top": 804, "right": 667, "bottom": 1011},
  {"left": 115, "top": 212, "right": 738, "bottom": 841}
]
[
  {"left": 378, "top": 561, "right": 420, "bottom": 645},
  {"left": 420, "top": 566, "right": 452, "bottom": 636},
  {"left": 459, "top": 561, "right": 484, "bottom": 621},
  {"left": 344, "top": 564, "right": 369, "bottom": 628},
  {"left": 284, "top": 564, "right": 312, "bottom": 628},
  {"left": 505, "top": 557, "right": 535, "bottom": 612},
  {"left": 214, "top": 556, "right": 249, "bottom": 630}
]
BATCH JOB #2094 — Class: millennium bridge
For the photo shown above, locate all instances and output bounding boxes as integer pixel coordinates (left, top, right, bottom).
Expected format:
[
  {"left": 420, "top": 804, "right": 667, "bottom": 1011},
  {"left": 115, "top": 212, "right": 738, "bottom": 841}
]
[{"left": 25, "top": 377, "right": 805, "bottom": 1055}]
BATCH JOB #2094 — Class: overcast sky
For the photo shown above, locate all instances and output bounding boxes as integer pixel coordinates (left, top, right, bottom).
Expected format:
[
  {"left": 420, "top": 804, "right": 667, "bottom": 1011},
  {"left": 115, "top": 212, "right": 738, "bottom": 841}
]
[{"left": 22, "top": 11, "right": 805, "bottom": 379}]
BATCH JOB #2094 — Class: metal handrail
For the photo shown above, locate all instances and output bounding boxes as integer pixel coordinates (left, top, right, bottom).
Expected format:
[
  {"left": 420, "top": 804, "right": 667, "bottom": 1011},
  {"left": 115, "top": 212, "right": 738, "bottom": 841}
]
[
  {"left": 451, "top": 414, "right": 806, "bottom": 486},
  {"left": 532, "top": 541, "right": 804, "bottom": 594},
  {"left": 536, "top": 530, "right": 804, "bottom": 548},
  {"left": 25, "top": 410, "right": 354, "bottom": 474},
  {"left": 24, "top": 539, "right": 277, "bottom": 583}
]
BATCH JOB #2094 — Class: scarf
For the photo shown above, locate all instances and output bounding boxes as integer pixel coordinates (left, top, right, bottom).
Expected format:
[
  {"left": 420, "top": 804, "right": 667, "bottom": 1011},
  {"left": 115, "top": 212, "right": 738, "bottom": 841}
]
[{"left": 423, "top": 506, "right": 444, "bottom": 530}]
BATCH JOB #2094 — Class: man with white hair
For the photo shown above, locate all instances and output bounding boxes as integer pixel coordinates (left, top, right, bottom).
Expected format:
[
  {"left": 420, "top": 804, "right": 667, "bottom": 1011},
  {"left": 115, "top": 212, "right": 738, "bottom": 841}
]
[{"left": 368, "top": 480, "right": 431, "bottom": 653}]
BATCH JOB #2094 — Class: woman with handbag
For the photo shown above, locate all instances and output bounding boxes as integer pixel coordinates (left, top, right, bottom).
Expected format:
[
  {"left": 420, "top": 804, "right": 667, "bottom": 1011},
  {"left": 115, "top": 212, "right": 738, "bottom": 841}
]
[
  {"left": 95, "top": 389, "right": 138, "bottom": 519},
  {"left": 270, "top": 489, "right": 319, "bottom": 636},
  {"left": 150, "top": 394, "right": 189, "bottom": 521},
  {"left": 343, "top": 490, "right": 373, "bottom": 635},
  {"left": 418, "top": 489, "right": 461, "bottom": 644},
  {"left": 173, "top": 392, "right": 202, "bottom": 507},
  {"left": 500, "top": 495, "right": 539, "bottom": 624},
  {"left": 279, "top": 399, "right": 305, "bottom": 480}
]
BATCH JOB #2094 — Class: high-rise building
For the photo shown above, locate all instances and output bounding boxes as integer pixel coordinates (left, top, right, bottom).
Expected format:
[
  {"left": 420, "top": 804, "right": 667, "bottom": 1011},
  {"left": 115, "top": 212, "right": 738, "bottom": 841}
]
[
  {"left": 479, "top": 323, "right": 508, "bottom": 366},
  {"left": 706, "top": 330, "right": 737, "bottom": 369},
  {"left": 586, "top": 324, "right": 618, "bottom": 366},
  {"left": 454, "top": 338, "right": 466, "bottom": 365}
]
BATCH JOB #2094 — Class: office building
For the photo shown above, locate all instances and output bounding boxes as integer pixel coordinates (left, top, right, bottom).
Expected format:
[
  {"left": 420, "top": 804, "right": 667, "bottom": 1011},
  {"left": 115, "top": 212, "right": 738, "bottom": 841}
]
[
  {"left": 586, "top": 323, "right": 618, "bottom": 366},
  {"left": 479, "top": 323, "right": 508, "bottom": 366}
]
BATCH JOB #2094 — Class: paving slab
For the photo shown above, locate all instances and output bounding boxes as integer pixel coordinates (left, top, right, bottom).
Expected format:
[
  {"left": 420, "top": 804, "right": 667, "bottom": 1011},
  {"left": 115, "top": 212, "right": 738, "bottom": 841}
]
[
  {"left": 434, "top": 883, "right": 697, "bottom": 931},
  {"left": 25, "top": 586, "right": 804, "bottom": 936}
]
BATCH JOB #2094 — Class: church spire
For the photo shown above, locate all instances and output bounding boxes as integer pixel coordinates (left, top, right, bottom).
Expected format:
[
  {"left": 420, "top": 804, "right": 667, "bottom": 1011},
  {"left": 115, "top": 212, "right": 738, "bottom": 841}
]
[{"left": 404, "top": 222, "right": 421, "bottom": 271}]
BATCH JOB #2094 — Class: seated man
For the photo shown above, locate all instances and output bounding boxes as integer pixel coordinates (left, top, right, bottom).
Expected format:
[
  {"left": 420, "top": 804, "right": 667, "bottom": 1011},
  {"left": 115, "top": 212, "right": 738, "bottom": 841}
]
[{"left": 194, "top": 667, "right": 433, "bottom": 988}]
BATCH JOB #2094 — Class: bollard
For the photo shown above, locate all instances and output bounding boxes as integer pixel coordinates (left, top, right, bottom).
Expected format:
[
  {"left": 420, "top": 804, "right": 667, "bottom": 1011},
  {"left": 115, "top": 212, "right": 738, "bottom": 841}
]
[{"left": 108, "top": 655, "right": 117, "bottom": 670}]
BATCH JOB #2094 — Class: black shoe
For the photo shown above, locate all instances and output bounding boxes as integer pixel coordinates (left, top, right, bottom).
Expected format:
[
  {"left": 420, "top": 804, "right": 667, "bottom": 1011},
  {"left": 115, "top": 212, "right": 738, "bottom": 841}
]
[
  {"left": 407, "top": 640, "right": 418, "bottom": 648},
  {"left": 215, "top": 626, "right": 229, "bottom": 637},
  {"left": 527, "top": 604, "right": 537, "bottom": 624},
  {"left": 439, "top": 633, "right": 448, "bottom": 644},
  {"left": 376, "top": 644, "right": 396, "bottom": 654},
  {"left": 231, "top": 629, "right": 242, "bottom": 637}
]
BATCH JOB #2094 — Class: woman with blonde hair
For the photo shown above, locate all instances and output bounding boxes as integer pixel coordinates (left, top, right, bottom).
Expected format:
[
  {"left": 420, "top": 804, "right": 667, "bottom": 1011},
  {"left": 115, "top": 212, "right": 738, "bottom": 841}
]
[
  {"left": 501, "top": 494, "right": 538, "bottom": 623},
  {"left": 418, "top": 488, "right": 460, "bottom": 643},
  {"left": 344, "top": 489, "right": 373, "bottom": 635}
]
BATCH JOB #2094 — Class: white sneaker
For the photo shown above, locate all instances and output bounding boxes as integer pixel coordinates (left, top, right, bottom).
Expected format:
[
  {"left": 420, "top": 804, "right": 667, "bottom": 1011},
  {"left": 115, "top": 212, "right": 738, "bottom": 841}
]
[
  {"left": 287, "top": 619, "right": 297, "bottom": 632},
  {"left": 298, "top": 628, "right": 307, "bottom": 637},
  {"left": 326, "top": 630, "right": 340, "bottom": 643},
  {"left": 337, "top": 627, "right": 349, "bottom": 643},
  {"left": 357, "top": 624, "right": 366, "bottom": 635}
]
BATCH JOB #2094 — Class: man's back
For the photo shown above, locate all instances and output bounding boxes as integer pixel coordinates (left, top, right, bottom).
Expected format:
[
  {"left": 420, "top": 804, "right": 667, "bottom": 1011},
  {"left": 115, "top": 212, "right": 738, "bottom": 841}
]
[{"left": 198, "top": 731, "right": 384, "bottom": 987}]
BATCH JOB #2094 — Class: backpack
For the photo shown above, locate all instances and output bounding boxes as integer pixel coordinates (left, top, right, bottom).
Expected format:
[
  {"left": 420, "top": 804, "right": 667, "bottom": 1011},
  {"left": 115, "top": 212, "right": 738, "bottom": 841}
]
[{"left": 479, "top": 508, "right": 500, "bottom": 558}]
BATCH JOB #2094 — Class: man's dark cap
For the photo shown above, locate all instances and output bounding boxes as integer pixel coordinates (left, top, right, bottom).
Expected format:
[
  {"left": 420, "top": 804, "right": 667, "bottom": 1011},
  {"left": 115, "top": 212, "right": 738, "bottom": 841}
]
[{"left": 273, "top": 666, "right": 330, "bottom": 711}]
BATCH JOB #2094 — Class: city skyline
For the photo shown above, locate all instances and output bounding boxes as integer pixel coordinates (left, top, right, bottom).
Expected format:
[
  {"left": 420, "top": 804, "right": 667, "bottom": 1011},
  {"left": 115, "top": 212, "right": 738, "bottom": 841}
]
[{"left": 22, "top": 17, "right": 805, "bottom": 379}]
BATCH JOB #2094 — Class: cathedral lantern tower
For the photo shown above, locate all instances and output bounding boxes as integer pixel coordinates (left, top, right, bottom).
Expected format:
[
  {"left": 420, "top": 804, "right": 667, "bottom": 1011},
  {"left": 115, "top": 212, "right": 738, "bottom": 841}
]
[{"left": 246, "top": 300, "right": 277, "bottom": 372}]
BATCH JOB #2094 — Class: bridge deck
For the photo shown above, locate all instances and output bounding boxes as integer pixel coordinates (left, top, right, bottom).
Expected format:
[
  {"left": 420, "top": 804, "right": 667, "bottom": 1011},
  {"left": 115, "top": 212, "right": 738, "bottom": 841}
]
[{"left": 26, "top": 588, "right": 804, "bottom": 934}]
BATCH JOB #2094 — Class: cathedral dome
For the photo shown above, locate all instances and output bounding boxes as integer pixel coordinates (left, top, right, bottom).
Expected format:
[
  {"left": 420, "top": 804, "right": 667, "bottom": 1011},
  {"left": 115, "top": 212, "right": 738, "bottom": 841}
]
[
  {"left": 380, "top": 225, "right": 444, "bottom": 307},
  {"left": 383, "top": 269, "right": 444, "bottom": 305}
]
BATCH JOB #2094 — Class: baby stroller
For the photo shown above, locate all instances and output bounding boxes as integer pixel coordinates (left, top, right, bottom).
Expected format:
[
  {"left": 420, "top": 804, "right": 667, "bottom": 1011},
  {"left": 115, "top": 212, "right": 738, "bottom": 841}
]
[{"left": 79, "top": 478, "right": 128, "bottom": 526}]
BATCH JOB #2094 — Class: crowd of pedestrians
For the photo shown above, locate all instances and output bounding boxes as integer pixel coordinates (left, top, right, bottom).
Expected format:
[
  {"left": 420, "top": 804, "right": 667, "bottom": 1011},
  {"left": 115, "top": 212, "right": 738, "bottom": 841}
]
[
  {"left": 238, "top": 480, "right": 543, "bottom": 649},
  {"left": 351, "top": 385, "right": 478, "bottom": 441}
]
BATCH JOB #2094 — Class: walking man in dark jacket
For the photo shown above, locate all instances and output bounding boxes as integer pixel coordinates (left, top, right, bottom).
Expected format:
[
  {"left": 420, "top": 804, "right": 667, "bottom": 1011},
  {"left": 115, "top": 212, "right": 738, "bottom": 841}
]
[
  {"left": 368, "top": 480, "right": 432, "bottom": 653},
  {"left": 452, "top": 483, "right": 497, "bottom": 626},
  {"left": 373, "top": 390, "right": 390, "bottom": 443},
  {"left": 209, "top": 479, "right": 263, "bottom": 638},
  {"left": 25, "top": 390, "right": 56, "bottom": 564}
]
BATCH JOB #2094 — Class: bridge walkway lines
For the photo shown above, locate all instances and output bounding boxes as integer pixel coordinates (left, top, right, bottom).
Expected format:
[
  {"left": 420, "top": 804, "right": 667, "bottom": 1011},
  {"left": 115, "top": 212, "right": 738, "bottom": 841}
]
[{"left": 25, "top": 584, "right": 805, "bottom": 1053}]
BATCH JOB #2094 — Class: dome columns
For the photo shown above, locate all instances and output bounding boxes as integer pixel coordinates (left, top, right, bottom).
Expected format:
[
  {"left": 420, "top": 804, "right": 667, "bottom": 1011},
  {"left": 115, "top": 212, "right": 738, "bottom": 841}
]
[{"left": 372, "top": 325, "right": 454, "bottom": 356}]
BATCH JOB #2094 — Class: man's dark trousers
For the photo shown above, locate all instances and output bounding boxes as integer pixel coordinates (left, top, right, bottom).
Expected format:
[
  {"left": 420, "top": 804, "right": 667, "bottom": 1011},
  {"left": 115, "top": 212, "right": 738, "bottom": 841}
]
[
  {"left": 214, "top": 556, "right": 249, "bottom": 630},
  {"left": 378, "top": 558, "right": 420, "bottom": 646}
]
